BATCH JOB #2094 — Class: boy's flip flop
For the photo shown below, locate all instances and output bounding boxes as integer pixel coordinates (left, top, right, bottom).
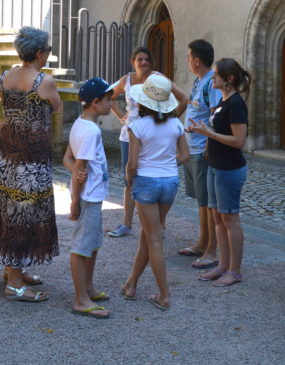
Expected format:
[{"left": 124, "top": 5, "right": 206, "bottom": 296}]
[
  {"left": 177, "top": 247, "right": 203, "bottom": 257},
  {"left": 90, "top": 291, "right": 110, "bottom": 301},
  {"left": 192, "top": 259, "right": 219, "bottom": 269},
  {"left": 71, "top": 306, "right": 110, "bottom": 319}
]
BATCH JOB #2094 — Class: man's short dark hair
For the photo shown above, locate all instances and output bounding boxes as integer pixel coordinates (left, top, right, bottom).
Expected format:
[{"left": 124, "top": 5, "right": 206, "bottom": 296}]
[{"left": 188, "top": 39, "right": 214, "bottom": 68}]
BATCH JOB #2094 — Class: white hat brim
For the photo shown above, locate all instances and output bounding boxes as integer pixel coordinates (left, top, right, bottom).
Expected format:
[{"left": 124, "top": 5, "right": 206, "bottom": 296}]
[
  {"left": 130, "top": 84, "right": 178, "bottom": 113},
  {"left": 106, "top": 80, "right": 120, "bottom": 92}
]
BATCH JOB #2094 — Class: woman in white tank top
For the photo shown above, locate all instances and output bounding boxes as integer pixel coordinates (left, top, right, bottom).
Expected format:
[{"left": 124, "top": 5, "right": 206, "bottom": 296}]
[{"left": 108, "top": 46, "right": 188, "bottom": 238}]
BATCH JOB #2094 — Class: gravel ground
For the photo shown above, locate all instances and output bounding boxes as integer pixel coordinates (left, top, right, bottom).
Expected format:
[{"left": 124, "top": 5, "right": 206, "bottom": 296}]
[{"left": 0, "top": 156, "right": 284, "bottom": 365}]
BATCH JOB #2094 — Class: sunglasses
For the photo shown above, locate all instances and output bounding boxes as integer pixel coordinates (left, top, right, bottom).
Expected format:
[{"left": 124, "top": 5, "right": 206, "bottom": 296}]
[{"left": 41, "top": 45, "right": 52, "bottom": 53}]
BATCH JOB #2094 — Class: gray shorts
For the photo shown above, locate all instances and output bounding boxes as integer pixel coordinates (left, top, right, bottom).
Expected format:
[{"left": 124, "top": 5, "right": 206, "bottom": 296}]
[
  {"left": 71, "top": 200, "right": 103, "bottom": 257},
  {"left": 183, "top": 152, "right": 208, "bottom": 207}
]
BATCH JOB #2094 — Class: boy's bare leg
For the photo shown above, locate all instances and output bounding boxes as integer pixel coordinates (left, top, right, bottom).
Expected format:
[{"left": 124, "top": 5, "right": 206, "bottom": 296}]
[
  {"left": 70, "top": 253, "right": 109, "bottom": 316},
  {"left": 192, "top": 208, "right": 218, "bottom": 267},
  {"left": 179, "top": 206, "right": 208, "bottom": 255},
  {"left": 194, "top": 206, "right": 210, "bottom": 251},
  {"left": 205, "top": 207, "right": 218, "bottom": 256},
  {"left": 84, "top": 250, "right": 108, "bottom": 299}
]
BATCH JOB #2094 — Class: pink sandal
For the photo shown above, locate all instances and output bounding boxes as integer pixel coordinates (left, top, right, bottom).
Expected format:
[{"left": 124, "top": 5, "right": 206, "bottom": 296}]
[
  {"left": 198, "top": 267, "right": 226, "bottom": 281},
  {"left": 212, "top": 271, "right": 242, "bottom": 287}
]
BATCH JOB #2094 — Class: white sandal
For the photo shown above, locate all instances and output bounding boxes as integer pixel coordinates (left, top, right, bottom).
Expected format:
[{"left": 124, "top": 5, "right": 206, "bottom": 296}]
[{"left": 5, "top": 285, "right": 48, "bottom": 302}]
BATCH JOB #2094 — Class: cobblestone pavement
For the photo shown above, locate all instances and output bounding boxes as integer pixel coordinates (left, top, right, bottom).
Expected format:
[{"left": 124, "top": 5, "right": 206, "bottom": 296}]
[
  {"left": 107, "top": 151, "right": 285, "bottom": 231},
  {"left": 54, "top": 151, "right": 285, "bottom": 235}
]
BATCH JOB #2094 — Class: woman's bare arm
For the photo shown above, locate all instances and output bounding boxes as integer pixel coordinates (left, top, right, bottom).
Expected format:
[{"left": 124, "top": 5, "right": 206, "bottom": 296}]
[
  {"left": 171, "top": 83, "right": 188, "bottom": 117},
  {"left": 189, "top": 119, "right": 247, "bottom": 149},
  {"left": 176, "top": 134, "right": 190, "bottom": 165},
  {"left": 126, "top": 130, "right": 140, "bottom": 187},
  {"left": 38, "top": 74, "right": 62, "bottom": 112}
]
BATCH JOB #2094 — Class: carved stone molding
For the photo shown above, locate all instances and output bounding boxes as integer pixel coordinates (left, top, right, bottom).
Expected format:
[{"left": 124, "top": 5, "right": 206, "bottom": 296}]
[
  {"left": 244, "top": 0, "right": 285, "bottom": 150},
  {"left": 120, "top": 0, "right": 171, "bottom": 46}
]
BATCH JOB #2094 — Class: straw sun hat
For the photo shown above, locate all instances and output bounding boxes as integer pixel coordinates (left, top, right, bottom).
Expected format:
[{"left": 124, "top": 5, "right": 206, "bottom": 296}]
[{"left": 130, "top": 74, "right": 178, "bottom": 113}]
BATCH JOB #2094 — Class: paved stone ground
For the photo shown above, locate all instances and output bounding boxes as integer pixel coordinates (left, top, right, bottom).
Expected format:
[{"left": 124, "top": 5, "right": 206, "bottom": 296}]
[
  {"left": 0, "top": 154, "right": 284, "bottom": 365},
  {"left": 100, "top": 150, "right": 285, "bottom": 235}
]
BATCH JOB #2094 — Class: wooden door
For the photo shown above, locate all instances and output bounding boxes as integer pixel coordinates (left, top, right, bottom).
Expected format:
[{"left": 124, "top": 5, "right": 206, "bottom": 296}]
[
  {"left": 148, "top": 19, "right": 174, "bottom": 80},
  {"left": 281, "top": 40, "right": 285, "bottom": 149}
]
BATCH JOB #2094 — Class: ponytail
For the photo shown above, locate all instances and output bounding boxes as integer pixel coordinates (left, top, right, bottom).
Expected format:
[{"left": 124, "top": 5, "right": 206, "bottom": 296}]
[{"left": 215, "top": 58, "right": 251, "bottom": 97}]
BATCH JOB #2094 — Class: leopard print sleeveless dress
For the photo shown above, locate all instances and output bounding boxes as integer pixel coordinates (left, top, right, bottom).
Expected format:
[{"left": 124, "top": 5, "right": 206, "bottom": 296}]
[{"left": 0, "top": 72, "right": 59, "bottom": 267}]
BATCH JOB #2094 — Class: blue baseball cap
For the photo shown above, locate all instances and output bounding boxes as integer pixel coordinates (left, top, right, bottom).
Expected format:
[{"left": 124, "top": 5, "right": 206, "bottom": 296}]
[{"left": 79, "top": 77, "right": 118, "bottom": 103}]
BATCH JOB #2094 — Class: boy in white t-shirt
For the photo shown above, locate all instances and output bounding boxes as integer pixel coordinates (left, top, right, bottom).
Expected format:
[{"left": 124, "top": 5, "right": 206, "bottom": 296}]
[{"left": 64, "top": 77, "right": 117, "bottom": 318}]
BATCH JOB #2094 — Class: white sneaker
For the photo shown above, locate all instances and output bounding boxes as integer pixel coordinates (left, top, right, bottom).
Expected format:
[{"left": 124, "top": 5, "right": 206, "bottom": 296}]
[{"left": 108, "top": 224, "right": 131, "bottom": 237}]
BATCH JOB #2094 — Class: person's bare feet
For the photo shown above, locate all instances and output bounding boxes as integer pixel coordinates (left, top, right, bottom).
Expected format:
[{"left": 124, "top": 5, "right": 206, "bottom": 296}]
[
  {"left": 87, "top": 288, "right": 110, "bottom": 301},
  {"left": 121, "top": 282, "right": 137, "bottom": 300},
  {"left": 5, "top": 284, "right": 48, "bottom": 301},
  {"left": 212, "top": 271, "right": 242, "bottom": 287},
  {"left": 148, "top": 294, "right": 170, "bottom": 310},
  {"left": 198, "top": 267, "right": 226, "bottom": 281}
]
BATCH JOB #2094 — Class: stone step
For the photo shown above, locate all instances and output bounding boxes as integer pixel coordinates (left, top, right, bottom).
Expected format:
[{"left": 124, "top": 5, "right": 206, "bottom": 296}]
[
  {"left": 0, "top": 51, "right": 58, "bottom": 65},
  {"left": 0, "top": 28, "right": 18, "bottom": 34},
  {"left": 54, "top": 79, "right": 75, "bottom": 88},
  {"left": 42, "top": 67, "right": 76, "bottom": 76},
  {"left": 57, "top": 87, "right": 79, "bottom": 101},
  {"left": 0, "top": 35, "right": 15, "bottom": 51},
  {"left": 0, "top": 50, "right": 20, "bottom": 64}
]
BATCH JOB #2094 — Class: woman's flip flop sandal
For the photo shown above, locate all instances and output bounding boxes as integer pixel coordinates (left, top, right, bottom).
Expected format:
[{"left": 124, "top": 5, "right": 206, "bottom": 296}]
[
  {"left": 148, "top": 294, "right": 170, "bottom": 311},
  {"left": 177, "top": 247, "right": 203, "bottom": 257},
  {"left": 71, "top": 306, "right": 110, "bottom": 319}
]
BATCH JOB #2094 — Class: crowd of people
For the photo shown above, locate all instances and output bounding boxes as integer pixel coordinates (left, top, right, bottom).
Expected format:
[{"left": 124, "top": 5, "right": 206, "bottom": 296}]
[{"left": 0, "top": 26, "right": 250, "bottom": 317}]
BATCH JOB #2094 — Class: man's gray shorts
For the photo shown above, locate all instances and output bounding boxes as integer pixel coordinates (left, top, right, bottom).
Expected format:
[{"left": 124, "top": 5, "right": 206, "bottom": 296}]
[
  {"left": 183, "top": 152, "right": 208, "bottom": 207},
  {"left": 71, "top": 200, "right": 103, "bottom": 257}
]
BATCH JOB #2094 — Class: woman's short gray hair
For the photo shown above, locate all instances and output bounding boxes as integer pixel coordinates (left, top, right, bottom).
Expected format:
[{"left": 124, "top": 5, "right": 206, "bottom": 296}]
[{"left": 14, "top": 26, "right": 49, "bottom": 62}]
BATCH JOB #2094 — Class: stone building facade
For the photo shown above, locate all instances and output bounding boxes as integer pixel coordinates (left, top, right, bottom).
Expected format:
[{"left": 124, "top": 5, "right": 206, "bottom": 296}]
[
  {"left": 1, "top": 0, "right": 285, "bottom": 152},
  {"left": 79, "top": 0, "right": 285, "bottom": 152}
]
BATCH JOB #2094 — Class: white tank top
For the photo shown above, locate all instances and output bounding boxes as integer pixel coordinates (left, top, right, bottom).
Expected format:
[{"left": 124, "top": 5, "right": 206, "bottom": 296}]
[
  {"left": 119, "top": 71, "right": 161, "bottom": 142},
  {"left": 119, "top": 73, "right": 139, "bottom": 142}
]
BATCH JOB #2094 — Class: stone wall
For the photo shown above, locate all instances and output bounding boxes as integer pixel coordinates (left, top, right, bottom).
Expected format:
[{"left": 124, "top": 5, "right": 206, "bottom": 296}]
[{"left": 78, "top": 0, "right": 285, "bottom": 151}]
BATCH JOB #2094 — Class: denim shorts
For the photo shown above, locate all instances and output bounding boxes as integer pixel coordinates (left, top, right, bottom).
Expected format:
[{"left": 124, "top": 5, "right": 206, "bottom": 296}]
[
  {"left": 207, "top": 165, "right": 247, "bottom": 214},
  {"left": 71, "top": 200, "right": 103, "bottom": 257},
  {"left": 183, "top": 152, "right": 208, "bottom": 207},
  {"left": 132, "top": 175, "right": 179, "bottom": 204}
]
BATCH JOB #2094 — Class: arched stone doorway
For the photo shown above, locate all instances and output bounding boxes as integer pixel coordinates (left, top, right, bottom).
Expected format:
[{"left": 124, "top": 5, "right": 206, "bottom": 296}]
[
  {"left": 282, "top": 41, "right": 285, "bottom": 149},
  {"left": 120, "top": 0, "right": 174, "bottom": 79},
  {"left": 148, "top": 4, "right": 174, "bottom": 80},
  {"left": 244, "top": 0, "right": 285, "bottom": 151}
]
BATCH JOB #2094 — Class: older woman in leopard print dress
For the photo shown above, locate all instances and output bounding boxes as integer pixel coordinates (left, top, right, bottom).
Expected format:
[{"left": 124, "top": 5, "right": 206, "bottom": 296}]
[{"left": 0, "top": 26, "right": 61, "bottom": 302}]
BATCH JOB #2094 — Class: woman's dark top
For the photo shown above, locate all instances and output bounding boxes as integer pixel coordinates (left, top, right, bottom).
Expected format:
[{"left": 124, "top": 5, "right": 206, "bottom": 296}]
[{"left": 208, "top": 92, "right": 248, "bottom": 170}]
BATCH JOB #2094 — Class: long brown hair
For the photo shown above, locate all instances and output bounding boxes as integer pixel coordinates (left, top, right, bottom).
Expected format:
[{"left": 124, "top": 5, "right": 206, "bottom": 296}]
[
  {"left": 131, "top": 46, "right": 154, "bottom": 66},
  {"left": 138, "top": 104, "right": 177, "bottom": 124}
]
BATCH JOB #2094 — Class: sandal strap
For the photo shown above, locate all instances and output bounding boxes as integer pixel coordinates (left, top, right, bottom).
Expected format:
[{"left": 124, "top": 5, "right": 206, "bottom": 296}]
[
  {"left": 224, "top": 271, "right": 242, "bottom": 280},
  {"left": 83, "top": 306, "right": 105, "bottom": 313},
  {"left": 5, "top": 285, "right": 45, "bottom": 299},
  {"left": 5, "top": 285, "right": 29, "bottom": 296}
]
